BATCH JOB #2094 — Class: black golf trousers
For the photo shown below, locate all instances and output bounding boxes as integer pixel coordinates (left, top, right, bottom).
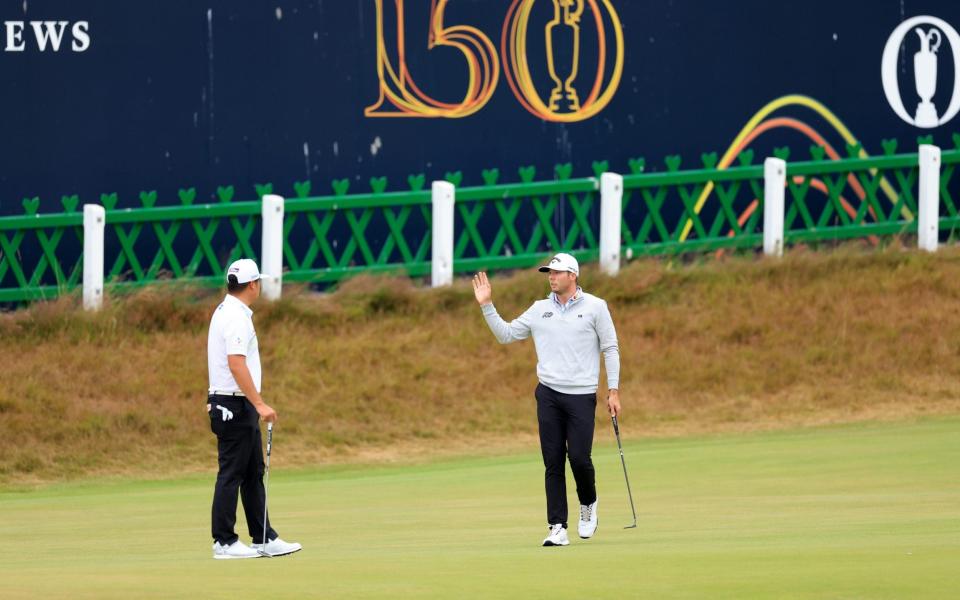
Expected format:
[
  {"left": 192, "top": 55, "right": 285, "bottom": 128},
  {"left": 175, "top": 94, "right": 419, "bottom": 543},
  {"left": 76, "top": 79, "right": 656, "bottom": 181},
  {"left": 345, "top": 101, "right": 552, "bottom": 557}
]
[
  {"left": 535, "top": 383, "right": 597, "bottom": 527},
  {"left": 208, "top": 395, "right": 277, "bottom": 545}
]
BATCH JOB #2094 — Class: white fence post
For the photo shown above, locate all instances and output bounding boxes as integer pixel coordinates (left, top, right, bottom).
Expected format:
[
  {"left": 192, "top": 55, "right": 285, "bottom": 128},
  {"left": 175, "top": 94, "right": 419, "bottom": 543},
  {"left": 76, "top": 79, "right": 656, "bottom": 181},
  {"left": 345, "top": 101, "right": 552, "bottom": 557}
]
[
  {"left": 261, "top": 194, "right": 284, "bottom": 300},
  {"left": 918, "top": 144, "right": 941, "bottom": 253},
  {"left": 82, "top": 204, "right": 105, "bottom": 311},
  {"left": 763, "top": 157, "right": 787, "bottom": 257},
  {"left": 431, "top": 181, "right": 455, "bottom": 287},
  {"left": 599, "top": 172, "right": 623, "bottom": 276}
]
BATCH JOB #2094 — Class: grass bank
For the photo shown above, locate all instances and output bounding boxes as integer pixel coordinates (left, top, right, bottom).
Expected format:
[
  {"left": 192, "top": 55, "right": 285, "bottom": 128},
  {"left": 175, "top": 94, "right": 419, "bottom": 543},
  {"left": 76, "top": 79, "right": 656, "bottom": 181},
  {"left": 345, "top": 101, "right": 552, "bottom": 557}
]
[{"left": 2, "top": 245, "right": 960, "bottom": 483}]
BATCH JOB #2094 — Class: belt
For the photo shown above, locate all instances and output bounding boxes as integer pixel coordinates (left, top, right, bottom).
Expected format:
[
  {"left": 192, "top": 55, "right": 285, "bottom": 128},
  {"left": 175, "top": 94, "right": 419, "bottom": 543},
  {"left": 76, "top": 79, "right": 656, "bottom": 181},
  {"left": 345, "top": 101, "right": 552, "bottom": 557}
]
[{"left": 209, "top": 391, "right": 245, "bottom": 397}]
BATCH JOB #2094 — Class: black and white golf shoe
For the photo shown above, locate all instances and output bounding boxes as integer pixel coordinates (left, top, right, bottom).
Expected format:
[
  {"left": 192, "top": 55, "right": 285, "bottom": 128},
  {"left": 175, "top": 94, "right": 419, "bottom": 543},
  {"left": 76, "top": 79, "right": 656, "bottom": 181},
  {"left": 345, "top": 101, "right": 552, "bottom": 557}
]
[{"left": 542, "top": 524, "right": 569, "bottom": 547}]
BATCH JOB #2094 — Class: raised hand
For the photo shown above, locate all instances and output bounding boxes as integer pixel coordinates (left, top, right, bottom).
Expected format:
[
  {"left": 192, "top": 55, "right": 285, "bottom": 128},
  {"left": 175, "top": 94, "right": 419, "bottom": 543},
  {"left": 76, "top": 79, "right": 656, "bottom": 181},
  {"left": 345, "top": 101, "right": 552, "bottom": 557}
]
[{"left": 472, "top": 272, "right": 493, "bottom": 306}]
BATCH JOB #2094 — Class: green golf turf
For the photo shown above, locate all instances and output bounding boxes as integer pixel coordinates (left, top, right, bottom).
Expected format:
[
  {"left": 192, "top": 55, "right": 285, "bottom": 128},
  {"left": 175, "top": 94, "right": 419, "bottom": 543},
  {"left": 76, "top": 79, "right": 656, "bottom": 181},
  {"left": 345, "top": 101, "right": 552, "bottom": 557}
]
[{"left": 1, "top": 417, "right": 957, "bottom": 599}]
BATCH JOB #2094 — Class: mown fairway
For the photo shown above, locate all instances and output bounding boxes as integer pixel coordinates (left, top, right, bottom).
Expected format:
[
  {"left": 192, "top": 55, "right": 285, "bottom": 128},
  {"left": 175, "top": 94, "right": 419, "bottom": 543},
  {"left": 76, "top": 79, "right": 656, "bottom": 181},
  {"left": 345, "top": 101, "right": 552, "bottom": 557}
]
[{"left": 1, "top": 418, "right": 957, "bottom": 599}]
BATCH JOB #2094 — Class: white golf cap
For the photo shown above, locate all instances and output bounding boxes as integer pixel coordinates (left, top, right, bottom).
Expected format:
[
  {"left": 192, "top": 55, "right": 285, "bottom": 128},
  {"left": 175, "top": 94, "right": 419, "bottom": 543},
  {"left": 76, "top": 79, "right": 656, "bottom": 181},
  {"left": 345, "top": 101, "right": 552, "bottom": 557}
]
[
  {"left": 537, "top": 252, "right": 579, "bottom": 275},
  {"left": 226, "top": 258, "right": 269, "bottom": 284}
]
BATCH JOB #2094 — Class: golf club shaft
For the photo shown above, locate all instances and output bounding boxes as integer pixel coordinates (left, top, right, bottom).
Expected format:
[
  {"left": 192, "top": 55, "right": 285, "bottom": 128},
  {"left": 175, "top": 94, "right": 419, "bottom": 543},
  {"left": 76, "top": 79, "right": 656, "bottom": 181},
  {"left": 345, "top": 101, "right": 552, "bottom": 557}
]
[
  {"left": 261, "top": 421, "right": 273, "bottom": 553},
  {"left": 612, "top": 416, "right": 638, "bottom": 526}
]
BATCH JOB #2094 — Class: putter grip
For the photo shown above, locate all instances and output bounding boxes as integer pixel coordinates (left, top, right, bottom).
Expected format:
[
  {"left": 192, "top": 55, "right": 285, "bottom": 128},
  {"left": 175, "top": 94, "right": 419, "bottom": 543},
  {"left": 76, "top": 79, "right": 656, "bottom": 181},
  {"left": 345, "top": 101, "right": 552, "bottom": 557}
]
[{"left": 612, "top": 415, "right": 620, "bottom": 436}]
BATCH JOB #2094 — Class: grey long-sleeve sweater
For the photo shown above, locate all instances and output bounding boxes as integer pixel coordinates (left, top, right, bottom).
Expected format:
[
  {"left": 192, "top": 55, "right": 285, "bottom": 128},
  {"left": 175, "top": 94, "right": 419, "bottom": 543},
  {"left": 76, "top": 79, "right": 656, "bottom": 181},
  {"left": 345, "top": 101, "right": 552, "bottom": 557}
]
[{"left": 481, "top": 291, "right": 620, "bottom": 395}]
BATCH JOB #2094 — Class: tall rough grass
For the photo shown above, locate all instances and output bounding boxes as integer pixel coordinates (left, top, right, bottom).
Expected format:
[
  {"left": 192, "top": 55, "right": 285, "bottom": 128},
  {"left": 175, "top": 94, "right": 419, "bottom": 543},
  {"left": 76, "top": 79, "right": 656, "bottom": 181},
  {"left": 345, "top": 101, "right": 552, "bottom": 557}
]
[{"left": 3, "top": 244, "right": 960, "bottom": 484}]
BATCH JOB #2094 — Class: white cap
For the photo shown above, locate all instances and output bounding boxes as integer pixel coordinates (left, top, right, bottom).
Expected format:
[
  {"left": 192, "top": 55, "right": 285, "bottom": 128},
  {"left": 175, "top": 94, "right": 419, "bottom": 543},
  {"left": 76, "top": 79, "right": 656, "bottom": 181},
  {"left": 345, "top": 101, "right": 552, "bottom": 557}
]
[
  {"left": 226, "top": 258, "right": 269, "bottom": 284},
  {"left": 537, "top": 252, "right": 579, "bottom": 275}
]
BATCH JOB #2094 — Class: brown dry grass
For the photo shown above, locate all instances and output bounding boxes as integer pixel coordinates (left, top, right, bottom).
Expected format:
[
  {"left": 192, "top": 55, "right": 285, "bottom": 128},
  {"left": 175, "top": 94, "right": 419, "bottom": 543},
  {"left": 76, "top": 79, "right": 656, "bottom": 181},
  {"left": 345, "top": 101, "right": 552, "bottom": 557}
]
[{"left": 3, "top": 243, "right": 960, "bottom": 485}]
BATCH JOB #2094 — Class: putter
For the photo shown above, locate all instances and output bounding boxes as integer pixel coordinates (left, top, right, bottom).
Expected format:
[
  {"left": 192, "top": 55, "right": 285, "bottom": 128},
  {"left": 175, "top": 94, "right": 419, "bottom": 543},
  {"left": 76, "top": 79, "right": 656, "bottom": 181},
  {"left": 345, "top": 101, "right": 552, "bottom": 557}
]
[
  {"left": 611, "top": 415, "right": 638, "bottom": 529},
  {"left": 257, "top": 421, "right": 274, "bottom": 557}
]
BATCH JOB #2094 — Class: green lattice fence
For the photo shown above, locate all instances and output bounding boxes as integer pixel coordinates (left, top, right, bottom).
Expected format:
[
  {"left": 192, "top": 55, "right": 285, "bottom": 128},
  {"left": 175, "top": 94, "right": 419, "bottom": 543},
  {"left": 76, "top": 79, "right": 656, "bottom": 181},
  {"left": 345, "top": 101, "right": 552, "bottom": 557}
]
[
  {"left": 937, "top": 135, "right": 960, "bottom": 237},
  {"left": 101, "top": 187, "right": 261, "bottom": 291},
  {"left": 783, "top": 142, "right": 920, "bottom": 244},
  {"left": 100, "top": 180, "right": 437, "bottom": 288},
  {"left": 4, "top": 137, "right": 960, "bottom": 304},
  {"left": 621, "top": 151, "right": 765, "bottom": 256},
  {"left": 0, "top": 197, "right": 85, "bottom": 303},
  {"left": 453, "top": 163, "right": 603, "bottom": 272},
  {"left": 282, "top": 178, "right": 432, "bottom": 282}
]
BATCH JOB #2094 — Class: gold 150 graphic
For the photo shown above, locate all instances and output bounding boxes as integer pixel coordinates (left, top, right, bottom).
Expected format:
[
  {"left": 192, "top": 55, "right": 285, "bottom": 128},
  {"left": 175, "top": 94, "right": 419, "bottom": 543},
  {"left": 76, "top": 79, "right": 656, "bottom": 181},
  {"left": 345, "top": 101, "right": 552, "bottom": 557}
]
[{"left": 366, "top": 0, "right": 624, "bottom": 121}]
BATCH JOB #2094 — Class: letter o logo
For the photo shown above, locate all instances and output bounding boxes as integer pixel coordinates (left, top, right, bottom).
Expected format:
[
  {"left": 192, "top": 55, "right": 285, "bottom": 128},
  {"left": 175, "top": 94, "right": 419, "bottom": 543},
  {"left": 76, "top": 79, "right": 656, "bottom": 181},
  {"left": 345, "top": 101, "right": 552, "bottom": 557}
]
[{"left": 881, "top": 15, "right": 960, "bottom": 128}]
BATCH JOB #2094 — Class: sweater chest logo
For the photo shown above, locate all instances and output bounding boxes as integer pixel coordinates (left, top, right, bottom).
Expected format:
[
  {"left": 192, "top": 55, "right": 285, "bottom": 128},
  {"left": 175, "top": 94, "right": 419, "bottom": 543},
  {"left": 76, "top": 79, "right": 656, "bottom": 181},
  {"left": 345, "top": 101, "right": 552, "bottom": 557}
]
[{"left": 541, "top": 311, "right": 554, "bottom": 319}]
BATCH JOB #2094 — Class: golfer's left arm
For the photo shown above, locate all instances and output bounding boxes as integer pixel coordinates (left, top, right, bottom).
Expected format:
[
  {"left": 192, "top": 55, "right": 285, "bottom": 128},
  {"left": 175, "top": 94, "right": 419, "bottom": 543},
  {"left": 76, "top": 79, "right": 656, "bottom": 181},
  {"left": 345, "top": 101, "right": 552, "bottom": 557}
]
[{"left": 597, "top": 301, "right": 621, "bottom": 417}]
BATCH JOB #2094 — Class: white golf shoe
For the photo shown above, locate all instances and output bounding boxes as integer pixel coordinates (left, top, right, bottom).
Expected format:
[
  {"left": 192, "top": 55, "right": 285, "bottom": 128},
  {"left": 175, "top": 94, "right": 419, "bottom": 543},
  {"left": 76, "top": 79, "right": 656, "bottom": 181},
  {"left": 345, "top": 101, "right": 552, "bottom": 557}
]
[
  {"left": 542, "top": 524, "right": 569, "bottom": 547},
  {"left": 213, "top": 540, "right": 261, "bottom": 560},
  {"left": 578, "top": 499, "right": 598, "bottom": 539},
  {"left": 251, "top": 537, "right": 302, "bottom": 557}
]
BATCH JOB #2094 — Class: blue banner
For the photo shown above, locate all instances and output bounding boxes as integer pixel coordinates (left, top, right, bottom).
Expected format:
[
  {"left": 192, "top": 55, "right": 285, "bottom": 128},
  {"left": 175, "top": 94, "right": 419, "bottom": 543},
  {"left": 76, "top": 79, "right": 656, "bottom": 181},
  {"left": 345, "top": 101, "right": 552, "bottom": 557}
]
[{"left": 2, "top": 1, "right": 960, "bottom": 213}]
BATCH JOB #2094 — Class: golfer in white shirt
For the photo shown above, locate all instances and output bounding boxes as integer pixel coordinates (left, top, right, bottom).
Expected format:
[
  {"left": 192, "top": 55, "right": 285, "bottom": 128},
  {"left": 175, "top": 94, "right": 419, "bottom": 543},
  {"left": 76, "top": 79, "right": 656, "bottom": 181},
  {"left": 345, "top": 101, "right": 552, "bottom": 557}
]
[{"left": 207, "top": 258, "right": 301, "bottom": 559}]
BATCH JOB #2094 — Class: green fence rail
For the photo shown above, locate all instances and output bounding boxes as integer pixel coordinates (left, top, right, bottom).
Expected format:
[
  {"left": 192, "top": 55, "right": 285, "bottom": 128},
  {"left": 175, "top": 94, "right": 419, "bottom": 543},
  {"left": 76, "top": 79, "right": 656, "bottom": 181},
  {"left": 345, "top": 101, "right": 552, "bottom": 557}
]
[
  {"left": 0, "top": 210, "right": 84, "bottom": 303},
  {"left": 453, "top": 165, "right": 601, "bottom": 272},
  {"left": 2, "top": 136, "right": 960, "bottom": 304}
]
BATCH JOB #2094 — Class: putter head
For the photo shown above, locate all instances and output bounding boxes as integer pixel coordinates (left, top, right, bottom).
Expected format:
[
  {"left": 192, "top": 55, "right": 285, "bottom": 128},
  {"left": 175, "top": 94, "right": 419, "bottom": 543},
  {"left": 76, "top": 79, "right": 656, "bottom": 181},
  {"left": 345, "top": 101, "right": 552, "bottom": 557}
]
[
  {"left": 257, "top": 549, "right": 273, "bottom": 558},
  {"left": 624, "top": 523, "right": 637, "bottom": 529}
]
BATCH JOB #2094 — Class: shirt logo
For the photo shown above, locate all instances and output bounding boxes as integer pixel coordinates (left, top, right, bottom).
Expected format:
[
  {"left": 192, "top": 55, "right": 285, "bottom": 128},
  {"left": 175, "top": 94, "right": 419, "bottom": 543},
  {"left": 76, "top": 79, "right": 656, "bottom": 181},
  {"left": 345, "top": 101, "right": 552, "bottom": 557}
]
[
  {"left": 542, "top": 311, "right": 554, "bottom": 318},
  {"left": 578, "top": 314, "right": 584, "bottom": 318}
]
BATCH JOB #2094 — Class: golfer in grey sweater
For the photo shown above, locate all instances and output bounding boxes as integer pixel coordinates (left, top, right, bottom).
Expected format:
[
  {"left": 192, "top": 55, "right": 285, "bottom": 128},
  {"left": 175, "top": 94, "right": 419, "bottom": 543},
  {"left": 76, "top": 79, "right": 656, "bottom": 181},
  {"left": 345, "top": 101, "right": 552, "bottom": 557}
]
[{"left": 473, "top": 253, "right": 621, "bottom": 547}]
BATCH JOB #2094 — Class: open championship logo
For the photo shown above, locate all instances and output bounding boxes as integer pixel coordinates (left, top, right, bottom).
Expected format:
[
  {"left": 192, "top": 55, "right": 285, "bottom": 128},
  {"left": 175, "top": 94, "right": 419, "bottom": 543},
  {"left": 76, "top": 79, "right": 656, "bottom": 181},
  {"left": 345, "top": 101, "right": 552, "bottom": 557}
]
[
  {"left": 881, "top": 15, "right": 960, "bottom": 128},
  {"left": 366, "top": 0, "right": 623, "bottom": 122}
]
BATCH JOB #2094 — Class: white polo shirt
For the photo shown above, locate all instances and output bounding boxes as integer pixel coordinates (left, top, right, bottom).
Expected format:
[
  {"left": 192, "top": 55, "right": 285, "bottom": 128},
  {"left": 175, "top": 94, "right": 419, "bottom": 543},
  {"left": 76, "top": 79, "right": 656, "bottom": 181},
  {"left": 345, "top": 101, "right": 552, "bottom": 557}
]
[{"left": 207, "top": 294, "right": 262, "bottom": 394}]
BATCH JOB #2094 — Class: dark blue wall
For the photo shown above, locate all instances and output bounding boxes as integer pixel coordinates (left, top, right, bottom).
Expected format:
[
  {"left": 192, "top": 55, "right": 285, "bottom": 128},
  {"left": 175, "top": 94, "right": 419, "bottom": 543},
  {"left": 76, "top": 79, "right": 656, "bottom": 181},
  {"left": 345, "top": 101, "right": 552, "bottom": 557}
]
[{"left": 2, "top": 0, "right": 960, "bottom": 214}]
